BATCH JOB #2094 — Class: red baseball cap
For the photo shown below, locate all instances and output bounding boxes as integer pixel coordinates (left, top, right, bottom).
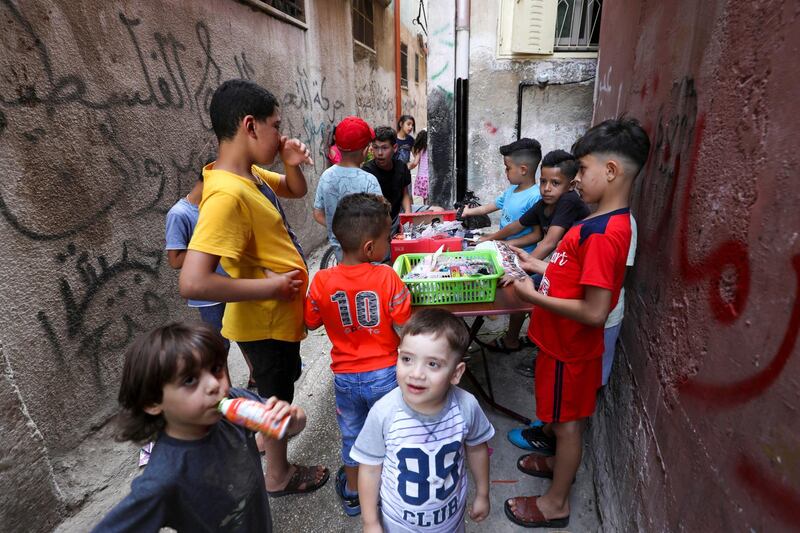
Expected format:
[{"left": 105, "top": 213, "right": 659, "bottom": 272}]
[{"left": 335, "top": 116, "right": 375, "bottom": 151}]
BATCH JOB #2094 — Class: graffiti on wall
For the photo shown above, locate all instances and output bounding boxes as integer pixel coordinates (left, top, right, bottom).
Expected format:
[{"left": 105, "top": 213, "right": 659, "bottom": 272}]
[
  {"left": 37, "top": 241, "right": 167, "bottom": 384},
  {"left": 0, "top": 2, "right": 337, "bottom": 397},
  {"left": 281, "top": 66, "right": 345, "bottom": 174},
  {"left": 633, "top": 74, "right": 800, "bottom": 527},
  {"left": 355, "top": 77, "right": 394, "bottom": 123}
]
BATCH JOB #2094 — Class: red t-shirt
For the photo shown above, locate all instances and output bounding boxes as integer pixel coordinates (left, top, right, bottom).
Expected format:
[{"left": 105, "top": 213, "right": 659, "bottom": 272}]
[
  {"left": 528, "top": 208, "right": 632, "bottom": 362},
  {"left": 304, "top": 263, "right": 412, "bottom": 373}
]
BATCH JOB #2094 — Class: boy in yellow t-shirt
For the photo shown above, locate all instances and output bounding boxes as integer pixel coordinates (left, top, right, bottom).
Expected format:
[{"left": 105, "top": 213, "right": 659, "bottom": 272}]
[{"left": 180, "top": 79, "right": 328, "bottom": 497}]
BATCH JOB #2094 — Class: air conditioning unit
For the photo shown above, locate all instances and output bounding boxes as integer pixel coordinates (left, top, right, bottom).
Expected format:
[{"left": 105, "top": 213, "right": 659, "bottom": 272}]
[{"left": 497, "top": 0, "right": 557, "bottom": 56}]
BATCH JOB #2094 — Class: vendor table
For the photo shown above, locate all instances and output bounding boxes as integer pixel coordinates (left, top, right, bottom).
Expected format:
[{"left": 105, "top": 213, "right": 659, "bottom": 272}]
[{"left": 411, "top": 285, "right": 534, "bottom": 424}]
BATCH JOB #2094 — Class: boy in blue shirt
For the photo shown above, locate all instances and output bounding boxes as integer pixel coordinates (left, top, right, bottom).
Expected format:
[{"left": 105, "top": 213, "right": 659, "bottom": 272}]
[
  {"left": 165, "top": 168, "right": 257, "bottom": 388},
  {"left": 165, "top": 170, "right": 229, "bottom": 351},
  {"left": 461, "top": 138, "right": 542, "bottom": 249},
  {"left": 313, "top": 116, "right": 382, "bottom": 262},
  {"left": 461, "top": 138, "right": 542, "bottom": 353},
  {"left": 92, "top": 322, "right": 308, "bottom": 532}
]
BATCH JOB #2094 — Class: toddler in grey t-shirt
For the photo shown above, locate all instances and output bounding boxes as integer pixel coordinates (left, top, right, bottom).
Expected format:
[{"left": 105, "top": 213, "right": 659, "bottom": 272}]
[{"left": 350, "top": 309, "right": 495, "bottom": 533}]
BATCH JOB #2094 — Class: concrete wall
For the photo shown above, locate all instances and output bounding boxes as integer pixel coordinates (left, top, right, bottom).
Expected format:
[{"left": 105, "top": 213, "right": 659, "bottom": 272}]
[
  {"left": 589, "top": 1, "right": 800, "bottom": 531},
  {"left": 353, "top": 0, "right": 427, "bottom": 132},
  {"left": 467, "top": 1, "right": 595, "bottom": 214},
  {"left": 0, "top": 0, "right": 424, "bottom": 529},
  {"left": 425, "top": 0, "right": 595, "bottom": 209}
]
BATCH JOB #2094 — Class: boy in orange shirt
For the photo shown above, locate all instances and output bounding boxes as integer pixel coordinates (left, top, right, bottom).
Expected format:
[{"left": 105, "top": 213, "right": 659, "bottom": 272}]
[{"left": 304, "top": 193, "right": 412, "bottom": 517}]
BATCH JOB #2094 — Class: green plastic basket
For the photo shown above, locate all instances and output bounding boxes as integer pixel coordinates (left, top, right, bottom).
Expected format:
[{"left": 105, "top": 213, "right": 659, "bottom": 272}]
[{"left": 393, "top": 250, "right": 505, "bottom": 306}]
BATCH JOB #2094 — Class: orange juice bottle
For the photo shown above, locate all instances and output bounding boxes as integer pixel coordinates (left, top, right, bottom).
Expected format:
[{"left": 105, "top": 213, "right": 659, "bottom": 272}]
[{"left": 218, "top": 398, "right": 290, "bottom": 439}]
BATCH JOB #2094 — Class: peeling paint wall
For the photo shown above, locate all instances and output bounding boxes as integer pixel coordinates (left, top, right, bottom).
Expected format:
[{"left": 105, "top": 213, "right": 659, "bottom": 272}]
[
  {"left": 466, "top": 1, "right": 595, "bottom": 211},
  {"left": 0, "top": 0, "right": 424, "bottom": 529},
  {"left": 590, "top": 0, "right": 800, "bottom": 531}
]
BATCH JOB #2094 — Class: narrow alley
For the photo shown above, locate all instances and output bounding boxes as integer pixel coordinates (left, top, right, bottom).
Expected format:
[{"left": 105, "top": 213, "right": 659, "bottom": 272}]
[{"left": 1, "top": 1, "right": 797, "bottom": 532}]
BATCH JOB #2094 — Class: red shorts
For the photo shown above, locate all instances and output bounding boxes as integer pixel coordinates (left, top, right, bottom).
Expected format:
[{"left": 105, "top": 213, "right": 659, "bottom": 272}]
[{"left": 535, "top": 351, "right": 601, "bottom": 423}]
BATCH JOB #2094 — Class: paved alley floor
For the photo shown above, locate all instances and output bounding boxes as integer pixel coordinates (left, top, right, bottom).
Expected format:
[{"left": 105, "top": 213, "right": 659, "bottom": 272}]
[{"left": 55, "top": 247, "right": 600, "bottom": 532}]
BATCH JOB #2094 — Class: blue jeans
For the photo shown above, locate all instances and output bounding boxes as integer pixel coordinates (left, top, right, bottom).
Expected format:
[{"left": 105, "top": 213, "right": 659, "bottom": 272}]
[
  {"left": 197, "top": 303, "right": 230, "bottom": 353},
  {"left": 335, "top": 365, "right": 397, "bottom": 466},
  {"left": 602, "top": 323, "right": 622, "bottom": 386}
]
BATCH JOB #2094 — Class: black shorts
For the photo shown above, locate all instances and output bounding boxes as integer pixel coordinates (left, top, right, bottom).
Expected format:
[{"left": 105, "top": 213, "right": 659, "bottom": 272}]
[{"left": 237, "top": 339, "right": 302, "bottom": 402}]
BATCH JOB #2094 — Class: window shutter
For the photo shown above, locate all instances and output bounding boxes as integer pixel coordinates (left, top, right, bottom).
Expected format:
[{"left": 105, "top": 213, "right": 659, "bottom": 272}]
[{"left": 510, "top": 0, "right": 557, "bottom": 55}]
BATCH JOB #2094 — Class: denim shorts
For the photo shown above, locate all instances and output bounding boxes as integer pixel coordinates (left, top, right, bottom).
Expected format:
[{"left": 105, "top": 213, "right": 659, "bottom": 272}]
[
  {"left": 335, "top": 365, "right": 398, "bottom": 466},
  {"left": 196, "top": 303, "right": 230, "bottom": 353}
]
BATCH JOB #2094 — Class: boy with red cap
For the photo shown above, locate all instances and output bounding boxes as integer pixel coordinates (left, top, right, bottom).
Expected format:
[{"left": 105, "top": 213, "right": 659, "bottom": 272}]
[{"left": 313, "top": 116, "right": 382, "bottom": 262}]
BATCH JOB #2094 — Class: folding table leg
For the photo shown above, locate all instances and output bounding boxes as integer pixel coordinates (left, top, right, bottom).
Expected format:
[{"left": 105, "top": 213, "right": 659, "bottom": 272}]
[{"left": 460, "top": 316, "right": 530, "bottom": 425}]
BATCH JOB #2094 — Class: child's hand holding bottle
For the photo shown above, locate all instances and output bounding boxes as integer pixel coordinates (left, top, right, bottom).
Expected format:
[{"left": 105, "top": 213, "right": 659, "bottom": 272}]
[{"left": 219, "top": 395, "right": 306, "bottom": 439}]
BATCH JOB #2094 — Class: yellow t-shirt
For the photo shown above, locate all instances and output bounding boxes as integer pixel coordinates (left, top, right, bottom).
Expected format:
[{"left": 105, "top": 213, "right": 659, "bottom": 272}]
[{"left": 189, "top": 164, "right": 308, "bottom": 342}]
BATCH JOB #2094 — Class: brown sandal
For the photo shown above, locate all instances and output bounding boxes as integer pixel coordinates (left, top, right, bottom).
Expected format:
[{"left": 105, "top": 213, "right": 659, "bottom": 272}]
[
  {"left": 516, "top": 453, "right": 553, "bottom": 478},
  {"left": 504, "top": 496, "right": 569, "bottom": 528},
  {"left": 266, "top": 464, "right": 330, "bottom": 497}
]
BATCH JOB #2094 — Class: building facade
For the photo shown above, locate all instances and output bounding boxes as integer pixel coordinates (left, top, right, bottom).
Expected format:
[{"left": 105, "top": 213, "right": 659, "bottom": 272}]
[{"left": 0, "top": 1, "right": 425, "bottom": 529}]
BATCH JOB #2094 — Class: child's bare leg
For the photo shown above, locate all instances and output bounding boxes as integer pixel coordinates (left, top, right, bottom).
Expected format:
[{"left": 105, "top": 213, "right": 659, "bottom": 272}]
[
  {"left": 537, "top": 419, "right": 584, "bottom": 518},
  {"left": 242, "top": 351, "right": 256, "bottom": 385},
  {"left": 344, "top": 465, "right": 359, "bottom": 493},
  {"left": 502, "top": 312, "right": 526, "bottom": 348},
  {"left": 263, "top": 437, "right": 326, "bottom": 491}
]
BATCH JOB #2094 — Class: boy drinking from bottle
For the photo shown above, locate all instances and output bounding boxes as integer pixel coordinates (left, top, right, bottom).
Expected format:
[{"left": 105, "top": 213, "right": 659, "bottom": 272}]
[{"left": 92, "top": 322, "right": 307, "bottom": 532}]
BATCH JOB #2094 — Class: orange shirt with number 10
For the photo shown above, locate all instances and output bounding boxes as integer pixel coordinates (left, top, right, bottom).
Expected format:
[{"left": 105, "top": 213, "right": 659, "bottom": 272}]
[{"left": 304, "top": 263, "right": 411, "bottom": 374}]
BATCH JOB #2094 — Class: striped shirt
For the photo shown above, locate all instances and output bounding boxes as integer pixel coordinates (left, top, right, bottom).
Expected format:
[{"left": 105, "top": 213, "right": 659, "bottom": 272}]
[{"left": 351, "top": 387, "right": 494, "bottom": 532}]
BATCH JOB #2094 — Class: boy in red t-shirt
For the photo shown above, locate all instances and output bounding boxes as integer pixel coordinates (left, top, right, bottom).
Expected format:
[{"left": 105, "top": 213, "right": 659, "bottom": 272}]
[
  {"left": 304, "top": 192, "right": 411, "bottom": 517},
  {"left": 503, "top": 118, "right": 651, "bottom": 529}
]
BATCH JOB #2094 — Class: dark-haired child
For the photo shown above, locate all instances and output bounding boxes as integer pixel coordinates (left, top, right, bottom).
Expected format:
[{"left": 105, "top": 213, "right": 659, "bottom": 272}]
[
  {"left": 461, "top": 138, "right": 543, "bottom": 253},
  {"left": 180, "top": 79, "right": 328, "bottom": 497},
  {"left": 165, "top": 161, "right": 227, "bottom": 347},
  {"left": 92, "top": 322, "right": 308, "bottom": 532},
  {"left": 408, "top": 130, "right": 429, "bottom": 203},
  {"left": 352, "top": 309, "right": 495, "bottom": 533},
  {"left": 480, "top": 149, "right": 590, "bottom": 353},
  {"left": 305, "top": 193, "right": 412, "bottom": 517},
  {"left": 395, "top": 114, "right": 416, "bottom": 164},
  {"left": 313, "top": 116, "right": 382, "bottom": 262},
  {"left": 462, "top": 138, "right": 542, "bottom": 354},
  {"left": 363, "top": 126, "right": 414, "bottom": 224},
  {"left": 505, "top": 117, "right": 650, "bottom": 529}
]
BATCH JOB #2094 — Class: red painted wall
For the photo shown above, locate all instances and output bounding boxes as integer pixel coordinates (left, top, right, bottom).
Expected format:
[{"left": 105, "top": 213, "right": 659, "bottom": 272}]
[{"left": 592, "top": 1, "right": 800, "bottom": 530}]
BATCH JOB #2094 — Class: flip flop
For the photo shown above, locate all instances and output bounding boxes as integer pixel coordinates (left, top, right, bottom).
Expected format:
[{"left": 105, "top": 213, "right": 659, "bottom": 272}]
[
  {"left": 518, "top": 336, "right": 537, "bottom": 348},
  {"left": 516, "top": 453, "right": 574, "bottom": 483},
  {"left": 266, "top": 464, "right": 330, "bottom": 497},
  {"left": 504, "top": 497, "right": 569, "bottom": 528},
  {"left": 482, "top": 336, "right": 521, "bottom": 354},
  {"left": 517, "top": 453, "right": 554, "bottom": 478}
]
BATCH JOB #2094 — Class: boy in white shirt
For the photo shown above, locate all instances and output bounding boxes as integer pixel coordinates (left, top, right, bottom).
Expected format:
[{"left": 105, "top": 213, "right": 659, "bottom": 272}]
[{"left": 351, "top": 309, "right": 495, "bottom": 533}]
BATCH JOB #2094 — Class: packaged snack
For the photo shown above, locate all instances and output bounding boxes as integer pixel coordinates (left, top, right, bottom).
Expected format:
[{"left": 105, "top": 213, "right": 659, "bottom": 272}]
[{"left": 218, "top": 397, "right": 291, "bottom": 439}]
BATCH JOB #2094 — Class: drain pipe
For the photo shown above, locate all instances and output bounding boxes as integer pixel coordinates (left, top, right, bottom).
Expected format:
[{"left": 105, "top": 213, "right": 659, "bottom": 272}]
[
  {"left": 394, "top": 0, "right": 402, "bottom": 122},
  {"left": 454, "top": 0, "right": 470, "bottom": 201}
]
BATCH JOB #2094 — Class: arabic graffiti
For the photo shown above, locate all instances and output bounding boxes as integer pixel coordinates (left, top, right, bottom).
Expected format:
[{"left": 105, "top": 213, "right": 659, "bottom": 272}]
[
  {"left": 281, "top": 66, "right": 345, "bottom": 172},
  {"left": 37, "top": 241, "right": 167, "bottom": 384},
  {"left": 0, "top": 3, "right": 346, "bottom": 386}
]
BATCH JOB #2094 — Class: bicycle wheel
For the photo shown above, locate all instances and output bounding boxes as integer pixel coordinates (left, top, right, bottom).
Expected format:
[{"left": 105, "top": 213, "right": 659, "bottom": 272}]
[{"left": 320, "top": 246, "right": 338, "bottom": 269}]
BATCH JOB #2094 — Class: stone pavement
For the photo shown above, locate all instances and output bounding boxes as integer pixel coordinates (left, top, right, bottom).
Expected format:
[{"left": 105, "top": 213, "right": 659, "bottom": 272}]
[{"left": 55, "top": 247, "right": 601, "bottom": 532}]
